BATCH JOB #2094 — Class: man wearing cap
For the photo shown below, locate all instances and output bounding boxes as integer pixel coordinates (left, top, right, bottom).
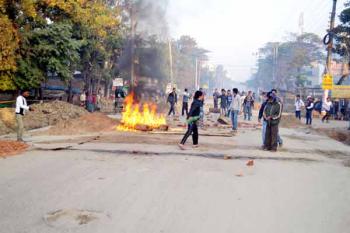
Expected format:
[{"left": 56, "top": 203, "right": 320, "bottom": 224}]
[
  {"left": 263, "top": 92, "right": 282, "bottom": 152},
  {"left": 15, "top": 90, "right": 34, "bottom": 142}
]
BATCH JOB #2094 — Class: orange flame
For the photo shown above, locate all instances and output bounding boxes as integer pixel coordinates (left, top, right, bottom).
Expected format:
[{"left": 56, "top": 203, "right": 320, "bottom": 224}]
[{"left": 117, "top": 92, "right": 166, "bottom": 131}]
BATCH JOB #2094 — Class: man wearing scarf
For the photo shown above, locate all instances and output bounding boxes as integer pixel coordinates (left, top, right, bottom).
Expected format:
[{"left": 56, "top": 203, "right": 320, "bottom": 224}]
[{"left": 263, "top": 92, "right": 282, "bottom": 152}]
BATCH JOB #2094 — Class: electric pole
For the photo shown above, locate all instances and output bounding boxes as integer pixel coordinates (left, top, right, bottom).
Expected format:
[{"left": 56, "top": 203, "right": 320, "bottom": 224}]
[
  {"left": 323, "top": 0, "right": 338, "bottom": 101},
  {"left": 168, "top": 39, "right": 174, "bottom": 87},
  {"left": 129, "top": 0, "right": 136, "bottom": 91}
]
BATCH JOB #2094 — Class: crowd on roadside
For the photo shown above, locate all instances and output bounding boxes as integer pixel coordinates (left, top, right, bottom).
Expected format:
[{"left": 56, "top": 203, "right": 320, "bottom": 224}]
[{"left": 293, "top": 94, "right": 350, "bottom": 130}]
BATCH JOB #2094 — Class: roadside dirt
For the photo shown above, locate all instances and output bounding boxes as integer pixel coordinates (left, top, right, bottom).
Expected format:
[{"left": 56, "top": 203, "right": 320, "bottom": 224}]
[
  {"left": 0, "top": 140, "right": 29, "bottom": 157},
  {"left": 279, "top": 114, "right": 304, "bottom": 128},
  {"left": 0, "top": 101, "right": 87, "bottom": 135},
  {"left": 316, "top": 128, "right": 350, "bottom": 146},
  {"left": 43, "top": 113, "right": 119, "bottom": 135}
]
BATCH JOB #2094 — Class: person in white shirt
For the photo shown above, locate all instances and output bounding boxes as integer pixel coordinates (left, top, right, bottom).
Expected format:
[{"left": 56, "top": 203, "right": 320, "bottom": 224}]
[
  {"left": 15, "top": 90, "right": 33, "bottom": 142},
  {"left": 305, "top": 96, "right": 314, "bottom": 125},
  {"left": 80, "top": 92, "right": 86, "bottom": 107},
  {"left": 182, "top": 88, "right": 190, "bottom": 116},
  {"left": 294, "top": 94, "right": 305, "bottom": 120},
  {"left": 322, "top": 97, "right": 333, "bottom": 123},
  {"left": 229, "top": 88, "right": 241, "bottom": 131}
]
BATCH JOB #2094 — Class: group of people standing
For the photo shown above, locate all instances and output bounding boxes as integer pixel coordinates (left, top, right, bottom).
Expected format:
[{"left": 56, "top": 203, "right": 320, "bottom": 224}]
[
  {"left": 178, "top": 87, "right": 284, "bottom": 152},
  {"left": 80, "top": 90, "right": 102, "bottom": 113},
  {"left": 294, "top": 95, "right": 340, "bottom": 125},
  {"left": 213, "top": 88, "right": 255, "bottom": 121}
]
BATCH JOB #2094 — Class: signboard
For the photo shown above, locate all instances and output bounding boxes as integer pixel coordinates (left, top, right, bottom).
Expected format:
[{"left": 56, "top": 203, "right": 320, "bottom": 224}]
[
  {"left": 113, "top": 78, "right": 123, "bottom": 87},
  {"left": 322, "top": 74, "right": 333, "bottom": 90},
  {"left": 332, "top": 86, "right": 350, "bottom": 99}
]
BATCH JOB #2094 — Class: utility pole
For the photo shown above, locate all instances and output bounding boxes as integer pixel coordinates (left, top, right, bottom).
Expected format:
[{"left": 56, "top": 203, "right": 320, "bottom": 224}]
[
  {"left": 272, "top": 43, "right": 279, "bottom": 89},
  {"left": 129, "top": 0, "right": 136, "bottom": 91},
  {"left": 323, "top": 0, "right": 338, "bottom": 101},
  {"left": 299, "top": 12, "right": 304, "bottom": 36},
  {"left": 168, "top": 39, "right": 174, "bottom": 87},
  {"left": 195, "top": 58, "right": 198, "bottom": 90}
]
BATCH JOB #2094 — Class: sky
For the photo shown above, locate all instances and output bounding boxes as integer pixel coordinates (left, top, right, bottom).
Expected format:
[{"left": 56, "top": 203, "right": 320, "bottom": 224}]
[{"left": 167, "top": 0, "right": 348, "bottom": 82}]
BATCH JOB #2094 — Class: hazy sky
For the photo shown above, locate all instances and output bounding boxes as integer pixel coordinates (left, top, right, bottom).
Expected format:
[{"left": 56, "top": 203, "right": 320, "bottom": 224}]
[{"left": 167, "top": 0, "right": 347, "bottom": 82}]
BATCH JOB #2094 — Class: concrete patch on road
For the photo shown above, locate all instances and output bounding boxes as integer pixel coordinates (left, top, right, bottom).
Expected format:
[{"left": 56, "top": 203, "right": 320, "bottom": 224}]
[{"left": 43, "top": 209, "right": 110, "bottom": 229}]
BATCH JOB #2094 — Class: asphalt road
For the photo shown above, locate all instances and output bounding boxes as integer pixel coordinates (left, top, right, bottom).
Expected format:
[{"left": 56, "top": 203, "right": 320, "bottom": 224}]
[{"left": 1, "top": 119, "right": 350, "bottom": 233}]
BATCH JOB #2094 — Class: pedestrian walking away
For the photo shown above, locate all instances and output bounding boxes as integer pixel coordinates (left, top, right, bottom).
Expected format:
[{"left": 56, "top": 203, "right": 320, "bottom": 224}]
[
  {"left": 305, "top": 96, "right": 314, "bottom": 125},
  {"left": 179, "top": 91, "right": 204, "bottom": 150},
  {"left": 182, "top": 88, "right": 190, "bottom": 116},
  {"left": 167, "top": 88, "right": 178, "bottom": 116},
  {"left": 263, "top": 92, "right": 282, "bottom": 152},
  {"left": 295, "top": 94, "right": 304, "bottom": 120},
  {"left": 15, "top": 90, "right": 34, "bottom": 142},
  {"left": 229, "top": 88, "right": 241, "bottom": 132}
]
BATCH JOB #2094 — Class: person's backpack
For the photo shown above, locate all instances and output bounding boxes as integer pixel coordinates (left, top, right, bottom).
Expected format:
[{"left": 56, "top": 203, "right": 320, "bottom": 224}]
[{"left": 314, "top": 101, "right": 322, "bottom": 113}]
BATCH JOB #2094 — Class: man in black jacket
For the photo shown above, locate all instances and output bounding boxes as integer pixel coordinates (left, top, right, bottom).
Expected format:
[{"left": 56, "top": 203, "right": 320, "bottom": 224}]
[
  {"left": 167, "top": 88, "right": 177, "bottom": 116},
  {"left": 179, "top": 91, "right": 204, "bottom": 150}
]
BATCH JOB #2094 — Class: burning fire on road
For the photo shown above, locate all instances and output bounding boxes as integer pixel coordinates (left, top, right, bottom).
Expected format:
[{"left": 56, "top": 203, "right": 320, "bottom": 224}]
[{"left": 117, "top": 93, "right": 167, "bottom": 131}]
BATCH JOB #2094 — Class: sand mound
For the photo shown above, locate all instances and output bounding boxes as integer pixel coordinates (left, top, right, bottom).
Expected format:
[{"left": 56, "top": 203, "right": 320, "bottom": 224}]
[
  {"left": 317, "top": 128, "right": 350, "bottom": 145},
  {"left": 46, "top": 113, "right": 119, "bottom": 135},
  {"left": 280, "top": 114, "right": 304, "bottom": 128},
  {"left": 0, "top": 141, "right": 29, "bottom": 157},
  {"left": 0, "top": 101, "right": 87, "bottom": 135}
]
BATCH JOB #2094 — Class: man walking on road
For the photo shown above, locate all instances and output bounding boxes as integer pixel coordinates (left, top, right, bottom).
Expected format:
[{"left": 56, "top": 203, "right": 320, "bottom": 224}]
[
  {"left": 295, "top": 94, "right": 304, "bottom": 120},
  {"left": 15, "top": 90, "right": 33, "bottom": 142},
  {"left": 167, "top": 88, "right": 177, "bottom": 116},
  {"left": 182, "top": 88, "right": 190, "bottom": 116},
  {"left": 229, "top": 88, "right": 241, "bottom": 132},
  {"left": 263, "top": 92, "right": 282, "bottom": 152},
  {"left": 179, "top": 90, "right": 204, "bottom": 150}
]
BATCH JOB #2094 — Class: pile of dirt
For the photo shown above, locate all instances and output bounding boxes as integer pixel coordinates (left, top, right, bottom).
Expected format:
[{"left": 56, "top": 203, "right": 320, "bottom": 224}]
[
  {"left": 45, "top": 113, "right": 119, "bottom": 135},
  {"left": 0, "top": 120, "right": 12, "bottom": 135},
  {"left": 317, "top": 128, "right": 350, "bottom": 145},
  {"left": 0, "top": 101, "right": 87, "bottom": 135},
  {"left": 0, "top": 140, "right": 29, "bottom": 157},
  {"left": 279, "top": 114, "right": 304, "bottom": 128}
]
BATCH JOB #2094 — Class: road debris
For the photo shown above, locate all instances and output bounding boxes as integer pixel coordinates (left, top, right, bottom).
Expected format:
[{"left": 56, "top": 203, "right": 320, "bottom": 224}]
[
  {"left": 246, "top": 160, "right": 255, "bottom": 166},
  {"left": 0, "top": 140, "right": 29, "bottom": 157}
]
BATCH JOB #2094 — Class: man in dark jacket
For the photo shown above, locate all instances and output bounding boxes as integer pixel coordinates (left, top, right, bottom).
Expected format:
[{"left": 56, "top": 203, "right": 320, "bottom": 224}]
[
  {"left": 179, "top": 90, "right": 204, "bottom": 150},
  {"left": 167, "top": 88, "right": 177, "bottom": 116},
  {"left": 263, "top": 92, "right": 282, "bottom": 151}
]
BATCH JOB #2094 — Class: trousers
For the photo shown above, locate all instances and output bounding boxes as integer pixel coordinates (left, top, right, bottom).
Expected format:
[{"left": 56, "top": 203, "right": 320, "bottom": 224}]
[
  {"left": 180, "top": 123, "right": 198, "bottom": 145},
  {"left": 264, "top": 123, "right": 279, "bottom": 150},
  {"left": 16, "top": 114, "right": 24, "bottom": 140},
  {"left": 231, "top": 110, "right": 239, "bottom": 130},
  {"left": 182, "top": 102, "right": 189, "bottom": 116}
]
